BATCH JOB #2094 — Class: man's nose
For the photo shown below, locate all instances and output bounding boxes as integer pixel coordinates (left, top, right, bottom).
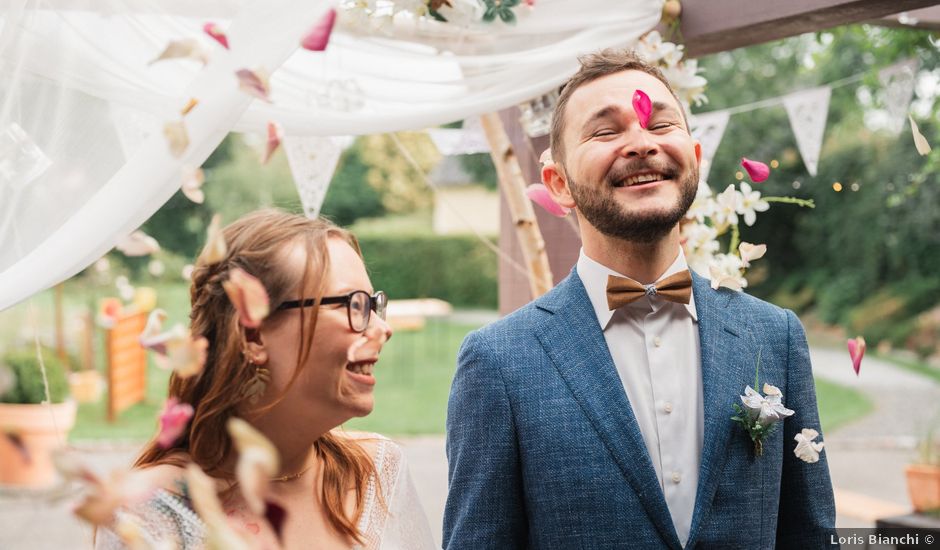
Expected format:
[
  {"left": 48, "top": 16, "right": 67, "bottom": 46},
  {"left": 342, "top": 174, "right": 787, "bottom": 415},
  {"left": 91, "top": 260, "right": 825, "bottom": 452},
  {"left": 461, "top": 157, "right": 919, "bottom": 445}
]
[{"left": 619, "top": 129, "right": 659, "bottom": 159}]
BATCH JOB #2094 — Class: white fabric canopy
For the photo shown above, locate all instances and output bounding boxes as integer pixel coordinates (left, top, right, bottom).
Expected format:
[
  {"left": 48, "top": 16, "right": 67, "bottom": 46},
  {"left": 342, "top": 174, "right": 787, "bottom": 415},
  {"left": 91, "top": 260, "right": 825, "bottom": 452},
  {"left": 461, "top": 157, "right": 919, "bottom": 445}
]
[{"left": 0, "top": 0, "right": 662, "bottom": 311}]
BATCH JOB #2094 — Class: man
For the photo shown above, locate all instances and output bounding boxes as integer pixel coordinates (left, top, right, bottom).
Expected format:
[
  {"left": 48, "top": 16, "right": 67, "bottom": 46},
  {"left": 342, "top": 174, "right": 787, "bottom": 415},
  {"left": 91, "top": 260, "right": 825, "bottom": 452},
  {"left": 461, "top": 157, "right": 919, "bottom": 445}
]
[{"left": 443, "top": 49, "right": 836, "bottom": 549}]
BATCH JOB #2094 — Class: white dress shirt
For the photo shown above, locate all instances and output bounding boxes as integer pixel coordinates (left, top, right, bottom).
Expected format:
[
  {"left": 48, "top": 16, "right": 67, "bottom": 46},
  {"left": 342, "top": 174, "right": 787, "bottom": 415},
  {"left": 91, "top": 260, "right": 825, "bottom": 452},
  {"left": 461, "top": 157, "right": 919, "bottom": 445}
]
[{"left": 577, "top": 248, "right": 703, "bottom": 547}]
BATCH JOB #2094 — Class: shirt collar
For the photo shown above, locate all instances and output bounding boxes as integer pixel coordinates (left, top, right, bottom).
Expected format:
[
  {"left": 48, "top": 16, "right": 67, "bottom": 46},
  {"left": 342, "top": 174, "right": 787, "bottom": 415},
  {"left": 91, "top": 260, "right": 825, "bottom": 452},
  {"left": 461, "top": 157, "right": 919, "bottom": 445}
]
[{"left": 577, "top": 246, "right": 698, "bottom": 329}]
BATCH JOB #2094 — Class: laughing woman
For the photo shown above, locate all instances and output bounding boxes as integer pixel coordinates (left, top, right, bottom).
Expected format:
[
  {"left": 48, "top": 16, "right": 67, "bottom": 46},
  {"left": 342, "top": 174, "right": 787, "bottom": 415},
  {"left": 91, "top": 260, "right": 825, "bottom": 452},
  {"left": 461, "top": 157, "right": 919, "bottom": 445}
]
[{"left": 97, "top": 210, "right": 435, "bottom": 549}]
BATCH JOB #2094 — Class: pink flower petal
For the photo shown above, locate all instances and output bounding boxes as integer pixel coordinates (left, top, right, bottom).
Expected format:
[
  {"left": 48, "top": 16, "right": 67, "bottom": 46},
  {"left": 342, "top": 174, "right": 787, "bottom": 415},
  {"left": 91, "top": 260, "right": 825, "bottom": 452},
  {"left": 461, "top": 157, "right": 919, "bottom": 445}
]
[
  {"left": 157, "top": 397, "right": 194, "bottom": 449},
  {"left": 200, "top": 213, "right": 228, "bottom": 265},
  {"left": 847, "top": 336, "right": 866, "bottom": 376},
  {"left": 300, "top": 9, "right": 337, "bottom": 52},
  {"left": 261, "top": 121, "right": 283, "bottom": 165},
  {"left": 203, "top": 22, "right": 229, "bottom": 49},
  {"left": 116, "top": 231, "right": 160, "bottom": 257},
  {"left": 222, "top": 267, "right": 270, "bottom": 328},
  {"left": 632, "top": 89, "right": 651, "bottom": 129},
  {"left": 526, "top": 183, "right": 570, "bottom": 217},
  {"left": 235, "top": 68, "right": 272, "bottom": 103},
  {"left": 740, "top": 157, "right": 770, "bottom": 183}
]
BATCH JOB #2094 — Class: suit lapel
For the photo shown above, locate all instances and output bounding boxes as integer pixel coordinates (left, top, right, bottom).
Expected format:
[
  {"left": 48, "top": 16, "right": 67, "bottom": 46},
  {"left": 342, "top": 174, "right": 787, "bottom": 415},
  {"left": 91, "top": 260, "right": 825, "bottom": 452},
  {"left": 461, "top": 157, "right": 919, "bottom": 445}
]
[
  {"left": 534, "top": 270, "right": 682, "bottom": 550},
  {"left": 686, "top": 273, "right": 754, "bottom": 546}
]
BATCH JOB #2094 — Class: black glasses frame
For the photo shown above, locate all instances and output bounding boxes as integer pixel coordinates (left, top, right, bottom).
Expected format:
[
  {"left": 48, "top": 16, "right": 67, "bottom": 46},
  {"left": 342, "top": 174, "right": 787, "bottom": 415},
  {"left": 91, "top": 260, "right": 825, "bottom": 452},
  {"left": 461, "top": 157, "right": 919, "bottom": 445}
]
[{"left": 276, "top": 290, "right": 387, "bottom": 333}]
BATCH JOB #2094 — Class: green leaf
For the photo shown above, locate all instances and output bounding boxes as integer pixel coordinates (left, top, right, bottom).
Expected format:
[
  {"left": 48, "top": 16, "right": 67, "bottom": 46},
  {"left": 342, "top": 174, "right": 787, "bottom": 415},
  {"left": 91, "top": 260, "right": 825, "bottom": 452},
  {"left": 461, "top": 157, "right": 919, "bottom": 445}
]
[
  {"left": 482, "top": 7, "right": 497, "bottom": 21},
  {"left": 498, "top": 8, "right": 516, "bottom": 24},
  {"left": 428, "top": 9, "right": 448, "bottom": 22}
]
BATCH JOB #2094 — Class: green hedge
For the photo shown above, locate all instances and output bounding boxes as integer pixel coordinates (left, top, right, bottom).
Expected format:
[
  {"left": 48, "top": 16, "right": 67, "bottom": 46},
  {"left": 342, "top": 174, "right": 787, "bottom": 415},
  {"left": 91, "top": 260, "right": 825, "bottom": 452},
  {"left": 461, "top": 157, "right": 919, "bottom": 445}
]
[
  {"left": 357, "top": 235, "right": 497, "bottom": 308},
  {"left": 0, "top": 349, "right": 69, "bottom": 404}
]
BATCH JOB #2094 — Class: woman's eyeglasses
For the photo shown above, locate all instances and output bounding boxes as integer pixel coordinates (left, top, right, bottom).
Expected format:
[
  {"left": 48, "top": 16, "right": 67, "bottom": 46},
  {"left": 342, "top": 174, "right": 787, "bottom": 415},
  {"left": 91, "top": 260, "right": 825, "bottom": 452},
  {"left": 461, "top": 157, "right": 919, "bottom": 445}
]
[{"left": 276, "top": 290, "right": 387, "bottom": 333}]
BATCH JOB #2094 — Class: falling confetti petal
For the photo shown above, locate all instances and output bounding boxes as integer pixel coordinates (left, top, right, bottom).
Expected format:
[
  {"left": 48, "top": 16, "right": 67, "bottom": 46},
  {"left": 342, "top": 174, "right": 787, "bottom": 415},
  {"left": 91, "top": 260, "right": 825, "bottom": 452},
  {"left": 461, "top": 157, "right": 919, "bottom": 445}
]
[
  {"left": 910, "top": 115, "right": 932, "bottom": 156},
  {"left": 200, "top": 213, "right": 227, "bottom": 265},
  {"left": 186, "top": 464, "right": 253, "bottom": 550},
  {"left": 300, "top": 8, "right": 337, "bottom": 51},
  {"left": 261, "top": 121, "right": 283, "bottom": 165},
  {"left": 203, "top": 22, "right": 229, "bottom": 49},
  {"left": 793, "top": 428, "right": 825, "bottom": 463},
  {"left": 164, "top": 120, "right": 189, "bottom": 158},
  {"left": 157, "top": 397, "right": 194, "bottom": 449},
  {"left": 632, "top": 89, "right": 651, "bottom": 129},
  {"left": 181, "top": 166, "right": 205, "bottom": 204},
  {"left": 847, "top": 336, "right": 866, "bottom": 376},
  {"left": 139, "top": 309, "right": 169, "bottom": 352},
  {"left": 222, "top": 267, "right": 270, "bottom": 328},
  {"left": 525, "top": 184, "right": 570, "bottom": 217},
  {"left": 180, "top": 98, "right": 199, "bottom": 117},
  {"left": 235, "top": 68, "right": 271, "bottom": 102},
  {"left": 347, "top": 325, "right": 390, "bottom": 364},
  {"left": 740, "top": 157, "right": 770, "bottom": 183},
  {"left": 738, "top": 242, "right": 767, "bottom": 268},
  {"left": 149, "top": 38, "right": 210, "bottom": 66},
  {"left": 228, "top": 418, "right": 279, "bottom": 516},
  {"left": 116, "top": 231, "right": 160, "bottom": 257}
]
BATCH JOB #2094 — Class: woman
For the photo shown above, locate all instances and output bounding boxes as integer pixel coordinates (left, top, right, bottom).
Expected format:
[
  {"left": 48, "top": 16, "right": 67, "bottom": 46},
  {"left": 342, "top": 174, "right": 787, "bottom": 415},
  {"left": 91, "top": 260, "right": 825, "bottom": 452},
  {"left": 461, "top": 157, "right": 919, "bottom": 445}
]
[{"left": 98, "top": 209, "right": 435, "bottom": 549}]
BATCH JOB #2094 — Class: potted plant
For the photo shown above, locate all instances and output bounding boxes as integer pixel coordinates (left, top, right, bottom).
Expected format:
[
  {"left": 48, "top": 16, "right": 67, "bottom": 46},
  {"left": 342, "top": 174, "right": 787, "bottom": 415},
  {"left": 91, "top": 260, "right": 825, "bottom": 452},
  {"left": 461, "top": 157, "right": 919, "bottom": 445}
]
[
  {"left": 0, "top": 349, "right": 76, "bottom": 488},
  {"left": 906, "top": 423, "right": 940, "bottom": 513}
]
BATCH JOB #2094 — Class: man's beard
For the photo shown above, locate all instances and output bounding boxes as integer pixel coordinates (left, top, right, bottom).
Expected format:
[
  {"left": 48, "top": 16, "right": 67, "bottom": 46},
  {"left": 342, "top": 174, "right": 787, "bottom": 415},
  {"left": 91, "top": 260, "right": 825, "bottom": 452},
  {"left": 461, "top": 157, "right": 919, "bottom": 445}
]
[{"left": 568, "top": 158, "right": 698, "bottom": 244}]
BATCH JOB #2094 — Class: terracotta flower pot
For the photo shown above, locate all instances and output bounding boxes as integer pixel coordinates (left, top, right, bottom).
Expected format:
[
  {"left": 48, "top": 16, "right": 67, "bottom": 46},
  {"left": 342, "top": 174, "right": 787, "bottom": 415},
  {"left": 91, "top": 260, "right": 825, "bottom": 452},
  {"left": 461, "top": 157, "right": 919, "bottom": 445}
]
[
  {"left": 0, "top": 401, "right": 76, "bottom": 488},
  {"left": 905, "top": 463, "right": 940, "bottom": 513}
]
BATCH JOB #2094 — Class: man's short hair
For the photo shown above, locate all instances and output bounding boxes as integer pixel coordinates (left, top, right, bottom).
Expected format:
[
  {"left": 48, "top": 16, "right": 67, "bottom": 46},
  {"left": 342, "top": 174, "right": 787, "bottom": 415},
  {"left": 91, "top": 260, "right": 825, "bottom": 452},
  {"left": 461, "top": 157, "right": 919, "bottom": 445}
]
[{"left": 549, "top": 48, "right": 688, "bottom": 167}]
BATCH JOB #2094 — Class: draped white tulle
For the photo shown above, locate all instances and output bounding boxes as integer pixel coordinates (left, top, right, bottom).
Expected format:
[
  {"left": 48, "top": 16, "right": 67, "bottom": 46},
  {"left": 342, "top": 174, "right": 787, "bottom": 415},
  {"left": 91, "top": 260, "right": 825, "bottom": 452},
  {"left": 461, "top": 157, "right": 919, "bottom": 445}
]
[{"left": 0, "top": 0, "right": 662, "bottom": 310}]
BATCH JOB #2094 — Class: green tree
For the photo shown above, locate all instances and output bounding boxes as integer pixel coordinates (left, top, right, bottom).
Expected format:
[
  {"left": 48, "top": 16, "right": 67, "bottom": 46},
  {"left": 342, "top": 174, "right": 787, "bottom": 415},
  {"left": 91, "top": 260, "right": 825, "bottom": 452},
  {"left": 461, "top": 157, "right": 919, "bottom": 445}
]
[{"left": 320, "top": 140, "right": 387, "bottom": 227}]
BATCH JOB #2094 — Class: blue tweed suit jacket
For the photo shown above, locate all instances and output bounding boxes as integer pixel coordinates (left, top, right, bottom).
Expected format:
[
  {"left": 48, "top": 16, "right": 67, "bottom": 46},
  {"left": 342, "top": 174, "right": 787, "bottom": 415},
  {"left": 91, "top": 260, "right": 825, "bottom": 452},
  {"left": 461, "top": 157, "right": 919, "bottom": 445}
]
[{"left": 443, "top": 269, "right": 837, "bottom": 549}]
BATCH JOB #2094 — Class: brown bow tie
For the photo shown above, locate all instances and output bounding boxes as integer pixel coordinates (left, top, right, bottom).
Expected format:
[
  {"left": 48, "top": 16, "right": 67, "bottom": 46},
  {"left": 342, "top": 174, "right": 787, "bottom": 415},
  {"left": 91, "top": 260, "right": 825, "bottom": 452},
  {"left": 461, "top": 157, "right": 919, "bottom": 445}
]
[{"left": 606, "top": 270, "right": 693, "bottom": 310}]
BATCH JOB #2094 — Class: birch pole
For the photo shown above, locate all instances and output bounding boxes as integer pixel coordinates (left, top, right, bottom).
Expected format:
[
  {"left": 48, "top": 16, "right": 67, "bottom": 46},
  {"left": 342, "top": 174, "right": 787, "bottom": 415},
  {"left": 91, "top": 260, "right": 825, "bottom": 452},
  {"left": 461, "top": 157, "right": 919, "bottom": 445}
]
[{"left": 479, "top": 112, "right": 554, "bottom": 298}]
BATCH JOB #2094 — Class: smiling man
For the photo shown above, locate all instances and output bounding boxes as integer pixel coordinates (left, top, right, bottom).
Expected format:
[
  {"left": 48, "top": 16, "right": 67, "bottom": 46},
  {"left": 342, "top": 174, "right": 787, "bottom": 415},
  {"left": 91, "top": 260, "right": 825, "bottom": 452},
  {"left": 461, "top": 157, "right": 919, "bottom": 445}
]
[{"left": 444, "top": 49, "right": 836, "bottom": 549}]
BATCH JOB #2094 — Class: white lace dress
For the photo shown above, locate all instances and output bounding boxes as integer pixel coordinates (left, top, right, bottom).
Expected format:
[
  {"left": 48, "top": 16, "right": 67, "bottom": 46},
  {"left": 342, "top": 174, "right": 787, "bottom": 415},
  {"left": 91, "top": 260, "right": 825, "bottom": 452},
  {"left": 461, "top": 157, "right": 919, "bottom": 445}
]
[{"left": 96, "top": 435, "right": 435, "bottom": 550}]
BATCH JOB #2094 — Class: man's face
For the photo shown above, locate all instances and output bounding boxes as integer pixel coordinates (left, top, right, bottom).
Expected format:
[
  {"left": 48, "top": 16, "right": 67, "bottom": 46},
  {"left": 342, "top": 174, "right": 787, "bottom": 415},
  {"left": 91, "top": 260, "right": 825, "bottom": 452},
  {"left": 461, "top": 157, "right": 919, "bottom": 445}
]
[{"left": 554, "top": 70, "right": 701, "bottom": 243}]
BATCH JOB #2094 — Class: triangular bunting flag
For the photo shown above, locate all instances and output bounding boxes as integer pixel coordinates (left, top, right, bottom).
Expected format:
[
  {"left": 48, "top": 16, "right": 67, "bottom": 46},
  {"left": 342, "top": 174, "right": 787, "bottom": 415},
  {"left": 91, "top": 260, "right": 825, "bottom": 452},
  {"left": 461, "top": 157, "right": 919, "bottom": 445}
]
[
  {"left": 427, "top": 116, "right": 491, "bottom": 156},
  {"left": 783, "top": 86, "right": 831, "bottom": 177},
  {"left": 878, "top": 59, "right": 919, "bottom": 136},
  {"left": 283, "top": 136, "right": 343, "bottom": 219},
  {"left": 689, "top": 110, "right": 730, "bottom": 183}
]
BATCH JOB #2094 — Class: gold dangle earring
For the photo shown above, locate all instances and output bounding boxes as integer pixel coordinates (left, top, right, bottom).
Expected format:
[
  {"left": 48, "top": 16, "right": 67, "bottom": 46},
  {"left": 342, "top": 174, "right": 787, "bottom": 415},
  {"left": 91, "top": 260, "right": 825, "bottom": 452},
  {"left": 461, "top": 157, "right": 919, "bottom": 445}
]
[{"left": 241, "top": 356, "right": 270, "bottom": 405}]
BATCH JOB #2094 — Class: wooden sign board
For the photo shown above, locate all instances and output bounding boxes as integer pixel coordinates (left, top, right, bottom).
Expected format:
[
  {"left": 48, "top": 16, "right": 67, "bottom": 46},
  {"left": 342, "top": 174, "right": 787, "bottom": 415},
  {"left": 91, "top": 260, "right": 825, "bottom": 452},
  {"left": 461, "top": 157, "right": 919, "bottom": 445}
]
[{"left": 106, "top": 311, "right": 148, "bottom": 422}]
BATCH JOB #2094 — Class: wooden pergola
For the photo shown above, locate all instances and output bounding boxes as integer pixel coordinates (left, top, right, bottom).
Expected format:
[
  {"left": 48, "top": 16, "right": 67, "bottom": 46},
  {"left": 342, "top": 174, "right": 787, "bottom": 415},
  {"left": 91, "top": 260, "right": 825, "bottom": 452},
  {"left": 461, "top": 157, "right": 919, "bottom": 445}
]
[{"left": 493, "top": 0, "right": 940, "bottom": 316}]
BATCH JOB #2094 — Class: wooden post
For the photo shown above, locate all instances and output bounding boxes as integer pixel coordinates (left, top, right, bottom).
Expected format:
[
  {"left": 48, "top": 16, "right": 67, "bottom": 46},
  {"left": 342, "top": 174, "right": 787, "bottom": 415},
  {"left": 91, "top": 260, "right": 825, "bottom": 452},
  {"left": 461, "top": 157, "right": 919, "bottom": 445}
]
[{"left": 480, "top": 112, "right": 554, "bottom": 299}]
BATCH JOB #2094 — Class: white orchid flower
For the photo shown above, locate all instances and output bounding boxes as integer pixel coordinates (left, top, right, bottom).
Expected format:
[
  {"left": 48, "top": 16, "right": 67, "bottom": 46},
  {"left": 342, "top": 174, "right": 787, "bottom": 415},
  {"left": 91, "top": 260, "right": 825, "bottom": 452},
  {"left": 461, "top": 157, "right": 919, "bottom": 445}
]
[
  {"left": 709, "top": 253, "right": 746, "bottom": 291},
  {"left": 794, "top": 428, "right": 825, "bottom": 463},
  {"left": 740, "top": 384, "right": 794, "bottom": 427},
  {"left": 713, "top": 184, "right": 742, "bottom": 228},
  {"left": 736, "top": 182, "right": 770, "bottom": 226},
  {"left": 738, "top": 242, "right": 767, "bottom": 268}
]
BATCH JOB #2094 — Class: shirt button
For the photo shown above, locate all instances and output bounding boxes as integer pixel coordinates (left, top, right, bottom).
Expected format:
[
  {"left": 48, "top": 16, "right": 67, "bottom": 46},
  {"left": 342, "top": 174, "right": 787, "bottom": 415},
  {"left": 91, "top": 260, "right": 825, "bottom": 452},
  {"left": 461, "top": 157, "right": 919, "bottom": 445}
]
[
  {"left": 663, "top": 402, "right": 673, "bottom": 414},
  {"left": 672, "top": 472, "right": 681, "bottom": 484},
  {"left": 653, "top": 336, "right": 662, "bottom": 347}
]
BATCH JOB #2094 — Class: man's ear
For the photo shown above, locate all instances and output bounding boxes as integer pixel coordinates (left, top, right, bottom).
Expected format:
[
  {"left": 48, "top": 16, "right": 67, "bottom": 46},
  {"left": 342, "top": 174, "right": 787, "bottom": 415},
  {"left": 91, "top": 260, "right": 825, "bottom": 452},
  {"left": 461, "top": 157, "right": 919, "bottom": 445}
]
[
  {"left": 244, "top": 329, "right": 268, "bottom": 365},
  {"left": 542, "top": 162, "right": 576, "bottom": 209}
]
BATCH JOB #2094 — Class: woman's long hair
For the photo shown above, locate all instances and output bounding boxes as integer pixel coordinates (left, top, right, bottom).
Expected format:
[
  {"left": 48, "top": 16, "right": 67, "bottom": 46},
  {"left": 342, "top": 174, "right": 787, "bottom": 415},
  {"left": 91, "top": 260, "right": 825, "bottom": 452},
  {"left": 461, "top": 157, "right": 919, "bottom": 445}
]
[{"left": 134, "top": 209, "right": 377, "bottom": 543}]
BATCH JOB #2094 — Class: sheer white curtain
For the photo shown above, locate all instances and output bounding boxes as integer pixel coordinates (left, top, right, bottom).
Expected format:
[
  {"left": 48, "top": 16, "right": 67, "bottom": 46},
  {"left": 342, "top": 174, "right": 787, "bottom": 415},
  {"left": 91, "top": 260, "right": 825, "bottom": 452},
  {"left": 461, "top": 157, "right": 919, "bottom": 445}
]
[{"left": 0, "top": 0, "right": 662, "bottom": 311}]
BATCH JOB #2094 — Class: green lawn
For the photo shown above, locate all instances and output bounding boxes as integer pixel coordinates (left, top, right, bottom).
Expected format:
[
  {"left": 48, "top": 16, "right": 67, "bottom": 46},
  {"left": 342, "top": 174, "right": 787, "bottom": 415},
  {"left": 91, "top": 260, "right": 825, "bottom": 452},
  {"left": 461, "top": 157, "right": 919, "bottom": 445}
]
[{"left": 815, "top": 376, "right": 874, "bottom": 434}]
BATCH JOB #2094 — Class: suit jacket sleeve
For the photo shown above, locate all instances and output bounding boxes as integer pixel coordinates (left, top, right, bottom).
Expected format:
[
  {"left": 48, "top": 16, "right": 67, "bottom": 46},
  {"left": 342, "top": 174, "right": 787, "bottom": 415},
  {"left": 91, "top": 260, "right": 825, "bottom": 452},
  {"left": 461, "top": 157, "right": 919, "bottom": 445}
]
[
  {"left": 776, "top": 309, "right": 838, "bottom": 547},
  {"left": 443, "top": 330, "right": 528, "bottom": 549}
]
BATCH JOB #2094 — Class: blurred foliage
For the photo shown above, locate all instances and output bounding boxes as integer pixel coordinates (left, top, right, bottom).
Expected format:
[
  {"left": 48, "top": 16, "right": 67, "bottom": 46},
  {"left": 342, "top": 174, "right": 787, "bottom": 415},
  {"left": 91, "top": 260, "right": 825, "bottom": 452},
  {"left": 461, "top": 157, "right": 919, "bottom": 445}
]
[
  {"left": 320, "top": 140, "right": 387, "bottom": 226},
  {"left": 696, "top": 25, "right": 940, "bottom": 353},
  {"left": 359, "top": 132, "right": 441, "bottom": 213},
  {"left": 0, "top": 348, "right": 69, "bottom": 404},
  {"left": 358, "top": 234, "right": 497, "bottom": 308}
]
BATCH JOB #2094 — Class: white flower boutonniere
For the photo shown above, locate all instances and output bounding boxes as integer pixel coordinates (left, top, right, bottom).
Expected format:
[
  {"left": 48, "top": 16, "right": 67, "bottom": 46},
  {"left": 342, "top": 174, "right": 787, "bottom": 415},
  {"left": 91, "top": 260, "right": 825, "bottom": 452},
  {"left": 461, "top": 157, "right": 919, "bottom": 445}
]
[{"left": 730, "top": 351, "right": 794, "bottom": 456}]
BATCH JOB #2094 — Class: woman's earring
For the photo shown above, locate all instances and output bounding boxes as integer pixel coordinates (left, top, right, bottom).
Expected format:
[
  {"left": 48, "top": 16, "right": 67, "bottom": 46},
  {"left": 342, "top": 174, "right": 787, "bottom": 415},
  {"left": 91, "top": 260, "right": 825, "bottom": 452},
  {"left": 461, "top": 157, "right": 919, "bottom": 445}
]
[{"left": 242, "top": 359, "right": 270, "bottom": 405}]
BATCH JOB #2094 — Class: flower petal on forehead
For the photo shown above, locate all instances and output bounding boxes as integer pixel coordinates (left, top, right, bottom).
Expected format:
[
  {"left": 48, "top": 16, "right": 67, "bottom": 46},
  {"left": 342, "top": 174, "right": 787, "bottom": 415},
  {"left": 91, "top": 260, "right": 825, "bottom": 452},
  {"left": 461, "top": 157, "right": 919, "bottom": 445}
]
[{"left": 632, "top": 89, "right": 652, "bottom": 129}]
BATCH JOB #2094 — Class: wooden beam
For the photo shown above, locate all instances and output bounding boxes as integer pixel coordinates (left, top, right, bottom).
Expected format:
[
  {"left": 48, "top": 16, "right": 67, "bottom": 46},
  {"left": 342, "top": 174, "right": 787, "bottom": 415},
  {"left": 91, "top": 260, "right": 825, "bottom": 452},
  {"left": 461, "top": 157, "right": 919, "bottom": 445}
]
[
  {"left": 681, "top": 0, "right": 940, "bottom": 58},
  {"left": 870, "top": 6, "right": 940, "bottom": 30}
]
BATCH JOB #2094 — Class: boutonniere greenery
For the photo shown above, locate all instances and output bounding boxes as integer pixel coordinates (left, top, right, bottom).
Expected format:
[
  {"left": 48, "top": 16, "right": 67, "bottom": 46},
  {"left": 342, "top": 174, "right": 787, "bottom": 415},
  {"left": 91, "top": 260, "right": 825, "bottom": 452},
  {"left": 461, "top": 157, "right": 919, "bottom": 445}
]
[{"left": 731, "top": 351, "right": 794, "bottom": 457}]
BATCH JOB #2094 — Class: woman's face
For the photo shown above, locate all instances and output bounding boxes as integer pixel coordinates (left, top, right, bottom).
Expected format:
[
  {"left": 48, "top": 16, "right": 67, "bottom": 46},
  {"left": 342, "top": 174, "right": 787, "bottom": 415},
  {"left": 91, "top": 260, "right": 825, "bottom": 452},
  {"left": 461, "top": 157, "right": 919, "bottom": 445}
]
[{"left": 257, "top": 237, "right": 392, "bottom": 429}]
